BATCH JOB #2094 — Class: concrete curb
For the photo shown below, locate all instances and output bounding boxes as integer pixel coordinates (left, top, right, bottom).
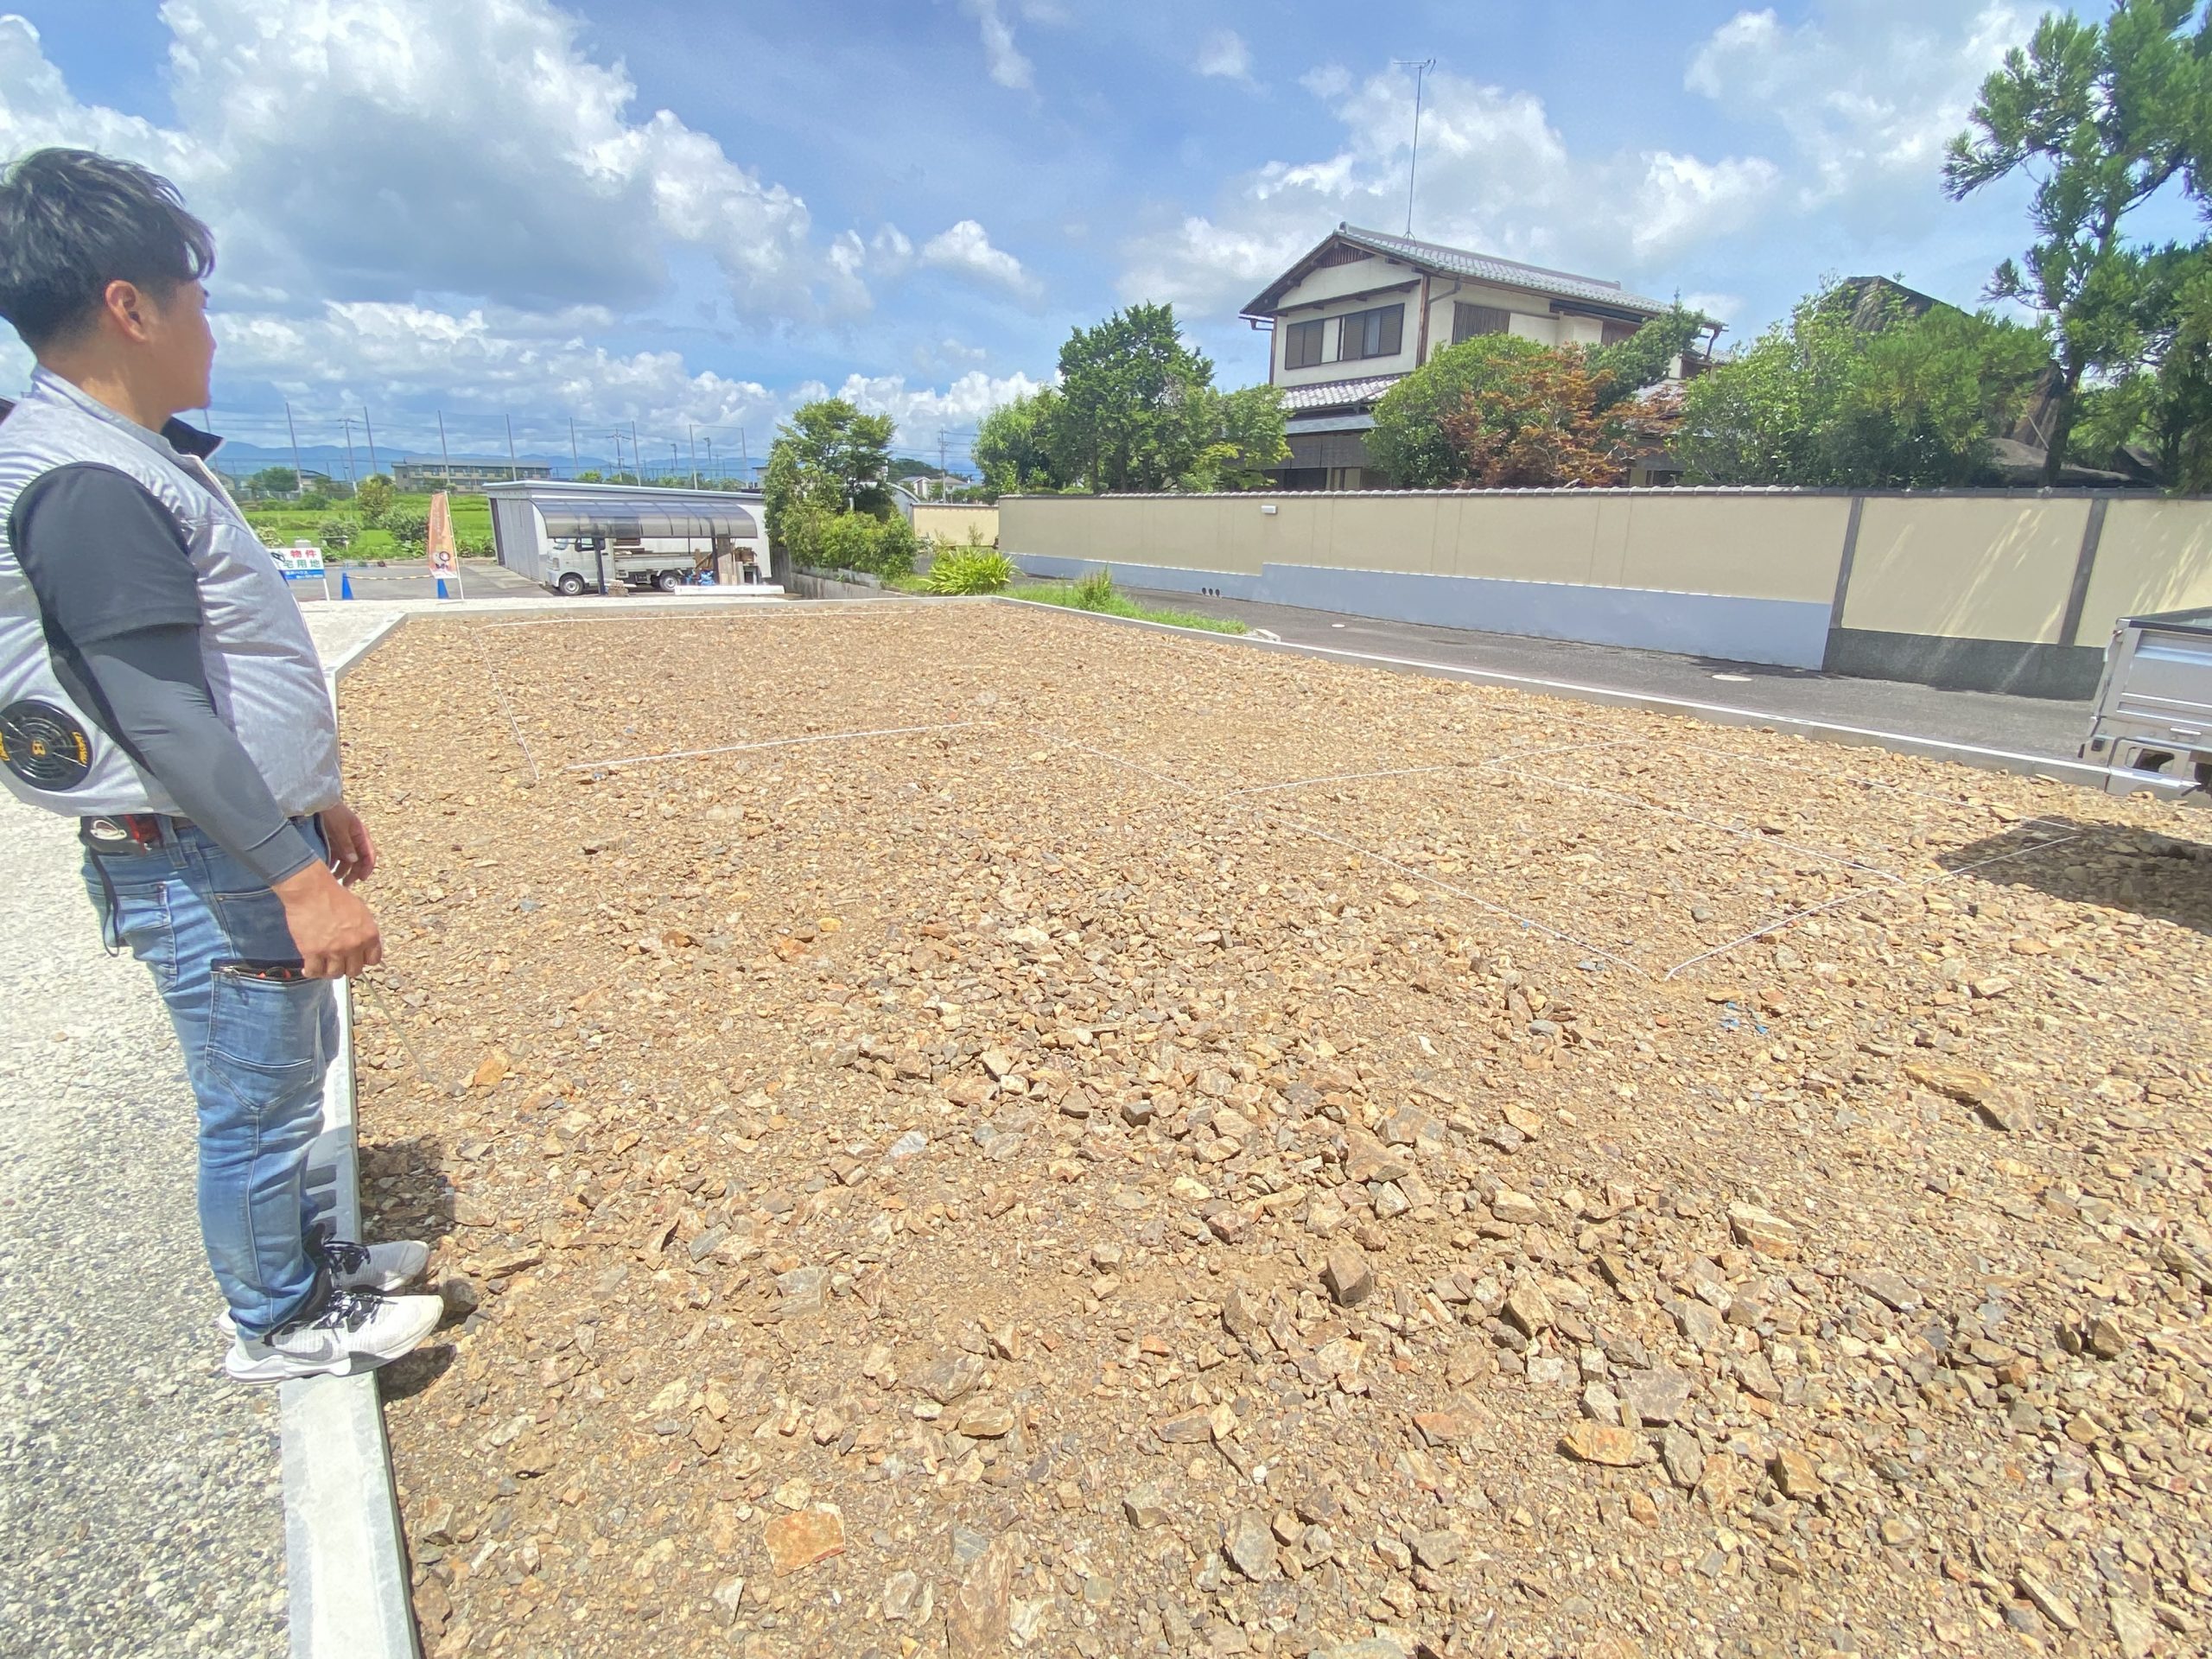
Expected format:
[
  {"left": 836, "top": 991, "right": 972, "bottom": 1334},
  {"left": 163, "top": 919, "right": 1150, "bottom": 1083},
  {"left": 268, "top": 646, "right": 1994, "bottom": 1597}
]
[
  {"left": 283, "top": 607, "right": 418, "bottom": 1659},
  {"left": 985, "top": 595, "right": 2158, "bottom": 795}
]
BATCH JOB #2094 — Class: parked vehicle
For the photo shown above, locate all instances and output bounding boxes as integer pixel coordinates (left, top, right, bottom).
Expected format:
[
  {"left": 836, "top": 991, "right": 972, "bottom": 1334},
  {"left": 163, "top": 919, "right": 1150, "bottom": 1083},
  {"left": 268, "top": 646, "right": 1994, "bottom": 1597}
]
[
  {"left": 544, "top": 536, "right": 707, "bottom": 596},
  {"left": 2080, "top": 607, "right": 2212, "bottom": 798},
  {"left": 484, "top": 480, "right": 771, "bottom": 596}
]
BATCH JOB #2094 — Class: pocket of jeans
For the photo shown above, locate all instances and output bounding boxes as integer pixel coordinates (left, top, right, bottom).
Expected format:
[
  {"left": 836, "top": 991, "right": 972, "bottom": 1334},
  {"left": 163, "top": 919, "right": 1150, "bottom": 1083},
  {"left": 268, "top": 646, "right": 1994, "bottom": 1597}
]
[
  {"left": 207, "top": 959, "right": 330, "bottom": 1079},
  {"left": 81, "top": 861, "right": 178, "bottom": 988},
  {"left": 208, "top": 881, "right": 305, "bottom": 966}
]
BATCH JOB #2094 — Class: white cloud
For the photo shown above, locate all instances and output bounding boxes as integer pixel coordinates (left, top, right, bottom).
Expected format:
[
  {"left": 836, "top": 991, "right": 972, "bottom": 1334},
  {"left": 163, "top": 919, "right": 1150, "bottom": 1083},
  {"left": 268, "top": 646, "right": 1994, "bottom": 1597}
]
[
  {"left": 0, "top": 4, "right": 1049, "bottom": 451},
  {"left": 961, "top": 0, "right": 1035, "bottom": 92},
  {"left": 1195, "top": 29, "right": 1254, "bottom": 83},
  {"left": 1684, "top": 1, "right": 2031, "bottom": 227},
  {"left": 918, "top": 219, "right": 1040, "bottom": 301},
  {"left": 817, "top": 368, "right": 1047, "bottom": 444},
  {"left": 1122, "top": 66, "right": 1778, "bottom": 314},
  {"left": 1128, "top": 6, "right": 2027, "bottom": 323},
  {"left": 203, "top": 298, "right": 1040, "bottom": 454},
  {"left": 1681, "top": 291, "right": 1747, "bottom": 325},
  {"left": 0, "top": 3, "right": 857, "bottom": 319}
]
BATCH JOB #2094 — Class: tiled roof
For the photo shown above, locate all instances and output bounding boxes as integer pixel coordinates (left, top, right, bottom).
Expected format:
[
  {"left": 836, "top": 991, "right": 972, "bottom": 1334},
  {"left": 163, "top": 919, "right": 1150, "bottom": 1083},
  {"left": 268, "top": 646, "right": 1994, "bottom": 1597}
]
[
  {"left": 1280, "top": 372, "right": 1404, "bottom": 411},
  {"left": 1244, "top": 225, "right": 1668, "bottom": 318}
]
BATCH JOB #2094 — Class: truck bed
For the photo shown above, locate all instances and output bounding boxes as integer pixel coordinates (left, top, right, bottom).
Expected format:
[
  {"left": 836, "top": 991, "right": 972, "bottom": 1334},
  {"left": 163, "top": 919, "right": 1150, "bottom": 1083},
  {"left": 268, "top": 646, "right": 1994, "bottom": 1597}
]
[{"left": 2081, "top": 606, "right": 2212, "bottom": 798}]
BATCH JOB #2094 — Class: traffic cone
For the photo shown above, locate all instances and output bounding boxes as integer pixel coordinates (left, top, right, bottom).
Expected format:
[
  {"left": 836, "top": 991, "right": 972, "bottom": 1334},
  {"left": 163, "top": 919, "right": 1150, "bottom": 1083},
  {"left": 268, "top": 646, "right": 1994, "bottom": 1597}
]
[
  {"left": 435, "top": 575, "right": 450, "bottom": 600},
  {"left": 339, "top": 569, "right": 353, "bottom": 600}
]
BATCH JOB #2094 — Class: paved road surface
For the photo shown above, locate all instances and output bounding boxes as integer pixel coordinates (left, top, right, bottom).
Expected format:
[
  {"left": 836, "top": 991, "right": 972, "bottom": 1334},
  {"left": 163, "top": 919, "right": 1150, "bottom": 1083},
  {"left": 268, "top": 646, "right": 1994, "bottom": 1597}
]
[
  {"left": 327, "top": 556, "right": 545, "bottom": 603},
  {"left": 1117, "top": 587, "right": 2093, "bottom": 764}
]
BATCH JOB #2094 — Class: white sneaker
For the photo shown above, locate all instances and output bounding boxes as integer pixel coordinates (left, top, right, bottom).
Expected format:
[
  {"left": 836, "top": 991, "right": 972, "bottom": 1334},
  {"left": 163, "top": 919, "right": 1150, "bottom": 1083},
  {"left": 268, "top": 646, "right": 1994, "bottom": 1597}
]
[
  {"left": 214, "top": 1238, "right": 432, "bottom": 1336},
  {"left": 319, "top": 1236, "right": 432, "bottom": 1293},
  {"left": 224, "top": 1289, "right": 444, "bottom": 1383}
]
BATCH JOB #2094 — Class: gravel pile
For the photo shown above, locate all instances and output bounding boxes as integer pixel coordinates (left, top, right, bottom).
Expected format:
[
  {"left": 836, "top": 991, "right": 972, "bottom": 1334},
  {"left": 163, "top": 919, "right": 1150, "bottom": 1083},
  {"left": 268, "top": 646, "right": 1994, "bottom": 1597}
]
[
  {"left": 340, "top": 609, "right": 2211, "bottom": 1659},
  {"left": 0, "top": 810, "right": 284, "bottom": 1657}
]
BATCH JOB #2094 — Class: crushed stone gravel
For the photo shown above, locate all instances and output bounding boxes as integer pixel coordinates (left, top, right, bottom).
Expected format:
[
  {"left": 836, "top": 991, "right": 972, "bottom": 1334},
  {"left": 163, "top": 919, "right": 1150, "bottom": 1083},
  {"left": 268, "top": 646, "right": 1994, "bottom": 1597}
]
[{"left": 339, "top": 607, "right": 2212, "bottom": 1659}]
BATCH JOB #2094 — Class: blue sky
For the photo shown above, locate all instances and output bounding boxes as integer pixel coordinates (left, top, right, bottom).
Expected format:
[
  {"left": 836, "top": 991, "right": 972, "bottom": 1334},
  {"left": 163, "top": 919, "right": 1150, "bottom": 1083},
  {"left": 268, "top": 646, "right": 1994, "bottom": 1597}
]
[{"left": 1, "top": 0, "right": 2185, "bottom": 472}]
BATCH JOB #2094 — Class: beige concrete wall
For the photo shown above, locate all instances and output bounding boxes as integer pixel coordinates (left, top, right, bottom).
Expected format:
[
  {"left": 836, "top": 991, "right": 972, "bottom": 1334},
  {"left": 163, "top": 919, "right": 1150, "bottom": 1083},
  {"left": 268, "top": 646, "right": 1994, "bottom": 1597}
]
[
  {"left": 912, "top": 503, "right": 1000, "bottom": 549},
  {"left": 2077, "top": 499, "right": 2212, "bottom": 639},
  {"left": 1841, "top": 497, "right": 2091, "bottom": 643},
  {"left": 1002, "top": 488, "right": 2212, "bottom": 653},
  {"left": 1001, "top": 491, "right": 1848, "bottom": 601}
]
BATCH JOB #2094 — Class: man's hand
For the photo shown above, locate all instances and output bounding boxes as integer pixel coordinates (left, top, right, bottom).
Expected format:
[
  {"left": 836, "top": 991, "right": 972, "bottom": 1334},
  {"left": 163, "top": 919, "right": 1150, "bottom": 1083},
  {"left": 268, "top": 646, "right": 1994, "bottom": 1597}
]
[
  {"left": 272, "top": 861, "right": 383, "bottom": 978},
  {"left": 321, "top": 801, "right": 378, "bottom": 886}
]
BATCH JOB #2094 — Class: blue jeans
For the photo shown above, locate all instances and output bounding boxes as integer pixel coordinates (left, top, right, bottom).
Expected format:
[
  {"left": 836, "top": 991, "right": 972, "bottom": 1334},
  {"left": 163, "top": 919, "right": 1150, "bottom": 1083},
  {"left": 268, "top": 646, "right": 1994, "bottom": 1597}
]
[{"left": 83, "top": 819, "right": 337, "bottom": 1338}]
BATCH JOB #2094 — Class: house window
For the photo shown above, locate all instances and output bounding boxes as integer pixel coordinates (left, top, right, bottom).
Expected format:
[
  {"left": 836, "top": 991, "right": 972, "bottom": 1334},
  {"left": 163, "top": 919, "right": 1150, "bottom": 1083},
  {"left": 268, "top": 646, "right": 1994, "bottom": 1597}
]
[
  {"left": 1337, "top": 303, "right": 1404, "bottom": 361},
  {"left": 1452, "top": 303, "right": 1511, "bottom": 344},
  {"left": 1601, "top": 319, "right": 1640, "bottom": 346},
  {"left": 1283, "top": 318, "right": 1326, "bottom": 371}
]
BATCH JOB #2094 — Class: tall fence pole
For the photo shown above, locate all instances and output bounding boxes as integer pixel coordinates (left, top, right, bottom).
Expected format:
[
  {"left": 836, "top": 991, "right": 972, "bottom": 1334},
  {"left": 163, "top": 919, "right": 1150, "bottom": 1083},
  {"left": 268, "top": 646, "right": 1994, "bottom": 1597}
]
[{"left": 284, "top": 401, "right": 307, "bottom": 499}]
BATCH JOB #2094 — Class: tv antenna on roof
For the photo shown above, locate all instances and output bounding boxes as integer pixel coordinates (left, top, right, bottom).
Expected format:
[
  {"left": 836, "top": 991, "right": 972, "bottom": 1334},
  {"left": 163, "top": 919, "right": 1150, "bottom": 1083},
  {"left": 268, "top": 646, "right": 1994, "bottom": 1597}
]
[{"left": 1392, "top": 58, "right": 1436, "bottom": 237}]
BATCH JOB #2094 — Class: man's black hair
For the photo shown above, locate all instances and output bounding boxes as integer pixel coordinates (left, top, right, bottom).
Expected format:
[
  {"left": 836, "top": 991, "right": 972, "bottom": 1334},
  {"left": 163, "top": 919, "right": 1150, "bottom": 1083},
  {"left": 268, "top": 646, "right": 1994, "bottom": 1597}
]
[{"left": 0, "top": 149, "right": 213, "bottom": 351}]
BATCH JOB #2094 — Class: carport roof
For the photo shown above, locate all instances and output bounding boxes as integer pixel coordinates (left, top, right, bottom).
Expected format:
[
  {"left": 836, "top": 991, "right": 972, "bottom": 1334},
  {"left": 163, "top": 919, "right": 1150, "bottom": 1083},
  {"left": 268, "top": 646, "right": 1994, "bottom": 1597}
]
[{"left": 485, "top": 480, "right": 761, "bottom": 538}]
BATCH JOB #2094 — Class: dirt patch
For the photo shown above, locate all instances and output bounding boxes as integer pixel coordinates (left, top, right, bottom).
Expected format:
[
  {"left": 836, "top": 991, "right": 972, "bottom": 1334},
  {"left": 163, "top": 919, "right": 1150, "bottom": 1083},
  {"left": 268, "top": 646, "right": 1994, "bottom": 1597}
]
[{"left": 340, "top": 607, "right": 2212, "bottom": 1659}]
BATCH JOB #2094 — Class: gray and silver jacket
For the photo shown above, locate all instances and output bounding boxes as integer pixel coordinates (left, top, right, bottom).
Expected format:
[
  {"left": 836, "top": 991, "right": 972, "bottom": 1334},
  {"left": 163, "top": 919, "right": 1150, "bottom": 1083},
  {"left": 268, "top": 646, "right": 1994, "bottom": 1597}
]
[{"left": 0, "top": 369, "right": 340, "bottom": 817}]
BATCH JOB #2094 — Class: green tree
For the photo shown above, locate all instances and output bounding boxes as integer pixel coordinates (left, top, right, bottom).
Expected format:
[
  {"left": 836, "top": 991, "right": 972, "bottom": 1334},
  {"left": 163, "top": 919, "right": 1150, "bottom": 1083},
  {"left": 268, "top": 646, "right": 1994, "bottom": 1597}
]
[
  {"left": 1676, "top": 283, "right": 2050, "bottom": 486},
  {"left": 1048, "top": 302, "right": 1217, "bottom": 492},
  {"left": 353, "top": 474, "right": 394, "bottom": 525},
  {"left": 1369, "top": 334, "right": 1555, "bottom": 486},
  {"left": 974, "top": 389, "right": 1065, "bottom": 493},
  {"left": 247, "top": 466, "right": 297, "bottom": 499},
  {"left": 1587, "top": 303, "right": 1713, "bottom": 409},
  {"left": 762, "top": 397, "right": 897, "bottom": 550},
  {"left": 1943, "top": 0, "right": 2210, "bottom": 480},
  {"left": 1177, "top": 384, "right": 1290, "bottom": 492}
]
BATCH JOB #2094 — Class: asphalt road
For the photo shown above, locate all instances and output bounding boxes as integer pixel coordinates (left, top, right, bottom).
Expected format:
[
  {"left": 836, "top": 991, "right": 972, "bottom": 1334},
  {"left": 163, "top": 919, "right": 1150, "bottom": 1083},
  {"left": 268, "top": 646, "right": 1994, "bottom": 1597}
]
[
  {"left": 326, "top": 557, "right": 548, "bottom": 603},
  {"left": 1120, "top": 587, "right": 2094, "bottom": 765}
]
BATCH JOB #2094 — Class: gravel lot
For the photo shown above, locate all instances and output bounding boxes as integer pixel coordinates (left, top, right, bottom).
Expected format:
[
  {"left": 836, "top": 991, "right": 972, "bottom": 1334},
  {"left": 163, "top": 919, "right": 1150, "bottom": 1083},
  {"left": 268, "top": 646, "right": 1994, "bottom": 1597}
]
[
  {"left": 0, "top": 810, "right": 285, "bottom": 1657},
  {"left": 342, "top": 607, "right": 2212, "bottom": 1659}
]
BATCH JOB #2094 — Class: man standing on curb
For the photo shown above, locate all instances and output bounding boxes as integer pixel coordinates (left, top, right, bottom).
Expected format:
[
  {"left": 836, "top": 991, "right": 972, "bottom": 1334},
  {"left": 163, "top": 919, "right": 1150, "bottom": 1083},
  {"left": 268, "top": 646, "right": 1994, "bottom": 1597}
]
[{"left": 0, "top": 149, "right": 443, "bottom": 1382}]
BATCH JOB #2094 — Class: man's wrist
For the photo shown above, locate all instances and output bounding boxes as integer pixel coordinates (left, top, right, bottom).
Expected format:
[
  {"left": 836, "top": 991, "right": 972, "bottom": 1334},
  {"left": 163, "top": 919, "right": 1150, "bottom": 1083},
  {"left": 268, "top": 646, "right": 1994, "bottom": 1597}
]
[{"left": 271, "top": 861, "right": 338, "bottom": 904}]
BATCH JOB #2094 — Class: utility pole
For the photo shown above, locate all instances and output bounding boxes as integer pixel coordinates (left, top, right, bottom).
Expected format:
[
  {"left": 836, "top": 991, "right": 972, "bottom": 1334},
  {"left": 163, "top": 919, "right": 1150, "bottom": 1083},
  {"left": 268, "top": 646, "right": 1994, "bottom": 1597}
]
[
  {"left": 569, "top": 417, "right": 580, "bottom": 474},
  {"left": 340, "top": 416, "right": 359, "bottom": 489},
  {"left": 705, "top": 435, "right": 715, "bottom": 481},
  {"left": 362, "top": 406, "right": 379, "bottom": 478},
  {"left": 437, "top": 410, "right": 453, "bottom": 488},
  {"left": 1392, "top": 58, "right": 1436, "bottom": 237},
  {"left": 629, "top": 422, "right": 641, "bottom": 481},
  {"left": 505, "top": 412, "right": 520, "bottom": 481},
  {"left": 283, "top": 400, "right": 307, "bottom": 499},
  {"left": 671, "top": 441, "right": 680, "bottom": 482},
  {"left": 739, "top": 427, "right": 749, "bottom": 484},
  {"left": 938, "top": 429, "right": 948, "bottom": 491},
  {"left": 688, "top": 423, "right": 699, "bottom": 488},
  {"left": 611, "top": 430, "right": 626, "bottom": 479}
]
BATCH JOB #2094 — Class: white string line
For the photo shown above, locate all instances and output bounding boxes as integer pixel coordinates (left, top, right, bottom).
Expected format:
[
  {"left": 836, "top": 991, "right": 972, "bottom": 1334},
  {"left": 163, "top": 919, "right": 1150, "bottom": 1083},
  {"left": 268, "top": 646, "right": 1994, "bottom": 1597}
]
[
  {"left": 1216, "top": 737, "right": 1642, "bottom": 799},
  {"left": 1483, "top": 760, "right": 1910, "bottom": 886},
  {"left": 471, "top": 641, "right": 542, "bottom": 786},
  {"left": 1223, "top": 764, "right": 1465, "bottom": 798},
  {"left": 567, "top": 721, "right": 982, "bottom": 774},
  {"left": 1660, "top": 822, "right": 2084, "bottom": 980},
  {"left": 1662, "top": 739, "right": 1995, "bottom": 809},
  {"left": 1034, "top": 727, "right": 1654, "bottom": 976}
]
